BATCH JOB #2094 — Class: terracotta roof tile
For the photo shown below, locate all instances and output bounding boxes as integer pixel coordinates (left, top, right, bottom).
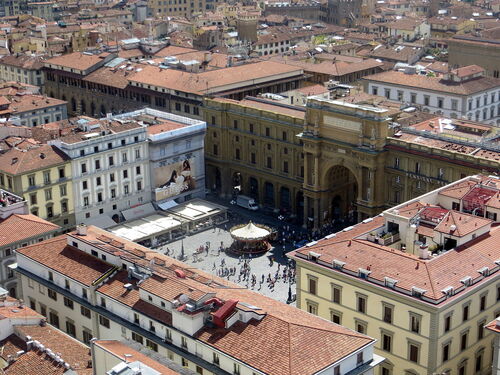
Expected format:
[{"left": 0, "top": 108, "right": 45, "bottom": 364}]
[
  {"left": 290, "top": 219, "right": 500, "bottom": 303},
  {"left": 16, "top": 236, "right": 115, "bottom": 286},
  {"left": 14, "top": 325, "right": 92, "bottom": 374},
  {"left": 485, "top": 319, "right": 500, "bottom": 334},
  {"left": 434, "top": 211, "right": 492, "bottom": 237},
  {"left": 0, "top": 303, "right": 43, "bottom": 321},
  {"left": 0, "top": 214, "right": 59, "bottom": 247},
  {"left": 0, "top": 334, "right": 26, "bottom": 361},
  {"left": 45, "top": 52, "right": 111, "bottom": 71},
  {"left": 128, "top": 61, "right": 303, "bottom": 95},
  {"left": 362, "top": 70, "right": 500, "bottom": 95},
  {"left": 93, "top": 341, "right": 180, "bottom": 374},
  {"left": 0, "top": 145, "right": 69, "bottom": 175},
  {"left": 4, "top": 350, "right": 68, "bottom": 375}
]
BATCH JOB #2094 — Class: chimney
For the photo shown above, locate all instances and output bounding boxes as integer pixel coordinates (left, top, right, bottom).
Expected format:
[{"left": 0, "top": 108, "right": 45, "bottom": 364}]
[
  {"left": 76, "top": 224, "right": 87, "bottom": 236},
  {"left": 419, "top": 244, "right": 429, "bottom": 260}
]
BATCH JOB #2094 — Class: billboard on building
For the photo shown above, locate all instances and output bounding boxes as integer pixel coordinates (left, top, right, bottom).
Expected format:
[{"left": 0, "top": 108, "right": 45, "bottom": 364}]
[{"left": 154, "top": 159, "right": 196, "bottom": 201}]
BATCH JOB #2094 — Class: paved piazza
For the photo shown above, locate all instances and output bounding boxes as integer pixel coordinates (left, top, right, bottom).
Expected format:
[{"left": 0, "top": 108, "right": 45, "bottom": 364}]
[{"left": 157, "top": 211, "right": 298, "bottom": 305}]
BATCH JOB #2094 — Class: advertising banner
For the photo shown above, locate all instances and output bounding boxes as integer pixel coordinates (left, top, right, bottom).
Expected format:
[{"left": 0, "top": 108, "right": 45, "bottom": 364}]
[{"left": 154, "top": 158, "right": 195, "bottom": 201}]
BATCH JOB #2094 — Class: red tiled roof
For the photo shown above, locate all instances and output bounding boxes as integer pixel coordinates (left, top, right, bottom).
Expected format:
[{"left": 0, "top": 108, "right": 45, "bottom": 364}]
[
  {"left": 196, "top": 314, "right": 370, "bottom": 375},
  {"left": 45, "top": 52, "right": 110, "bottom": 71},
  {"left": 451, "top": 64, "right": 484, "bottom": 77},
  {"left": 4, "top": 350, "right": 69, "bottom": 375},
  {"left": 93, "top": 341, "right": 180, "bottom": 374},
  {"left": 289, "top": 219, "right": 500, "bottom": 303},
  {"left": 485, "top": 319, "right": 500, "bottom": 334},
  {"left": 147, "top": 120, "right": 188, "bottom": 135},
  {"left": 434, "top": 211, "right": 492, "bottom": 237},
  {"left": 16, "top": 236, "right": 115, "bottom": 286},
  {"left": 97, "top": 271, "right": 140, "bottom": 307},
  {"left": 0, "top": 302, "right": 43, "bottom": 321},
  {"left": 362, "top": 70, "right": 500, "bottom": 95},
  {"left": 0, "top": 334, "right": 26, "bottom": 361},
  {"left": 128, "top": 61, "right": 303, "bottom": 95},
  {"left": 0, "top": 214, "right": 59, "bottom": 247},
  {"left": 14, "top": 325, "right": 92, "bottom": 374},
  {"left": 0, "top": 145, "right": 69, "bottom": 175}
]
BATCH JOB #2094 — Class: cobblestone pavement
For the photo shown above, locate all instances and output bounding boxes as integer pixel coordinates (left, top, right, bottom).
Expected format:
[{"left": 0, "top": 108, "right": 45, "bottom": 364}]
[{"left": 157, "top": 223, "right": 297, "bottom": 306}]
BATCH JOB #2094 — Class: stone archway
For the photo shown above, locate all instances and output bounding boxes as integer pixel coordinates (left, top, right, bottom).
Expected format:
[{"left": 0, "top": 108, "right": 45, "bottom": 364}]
[
  {"left": 232, "top": 172, "right": 242, "bottom": 196},
  {"left": 248, "top": 177, "right": 258, "bottom": 200},
  {"left": 323, "top": 164, "right": 359, "bottom": 223},
  {"left": 70, "top": 97, "right": 77, "bottom": 113},
  {"left": 280, "top": 186, "right": 291, "bottom": 213},
  {"left": 214, "top": 167, "right": 222, "bottom": 192},
  {"left": 264, "top": 181, "right": 274, "bottom": 206},
  {"left": 296, "top": 191, "right": 304, "bottom": 219},
  {"left": 80, "top": 99, "right": 86, "bottom": 114}
]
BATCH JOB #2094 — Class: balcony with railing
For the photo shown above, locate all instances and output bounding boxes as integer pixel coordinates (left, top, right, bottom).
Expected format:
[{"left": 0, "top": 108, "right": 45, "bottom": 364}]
[{"left": 0, "top": 189, "right": 27, "bottom": 219}]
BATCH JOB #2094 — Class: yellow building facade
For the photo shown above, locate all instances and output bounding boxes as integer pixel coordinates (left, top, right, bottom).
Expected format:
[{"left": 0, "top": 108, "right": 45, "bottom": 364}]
[
  {"left": 0, "top": 145, "right": 75, "bottom": 231},
  {"left": 204, "top": 97, "right": 306, "bottom": 218},
  {"left": 203, "top": 96, "right": 500, "bottom": 229},
  {"left": 294, "top": 258, "right": 499, "bottom": 375},
  {"left": 289, "top": 175, "right": 500, "bottom": 375}
]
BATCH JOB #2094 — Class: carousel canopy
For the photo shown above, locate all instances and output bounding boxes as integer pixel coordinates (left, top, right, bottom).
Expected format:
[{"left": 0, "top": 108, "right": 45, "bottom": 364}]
[{"left": 230, "top": 221, "right": 271, "bottom": 241}]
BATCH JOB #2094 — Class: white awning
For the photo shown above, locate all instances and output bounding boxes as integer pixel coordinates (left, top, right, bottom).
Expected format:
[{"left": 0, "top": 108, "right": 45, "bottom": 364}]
[
  {"left": 158, "top": 200, "right": 178, "bottom": 211},
  {"left": 122, "top": 203, "right": 156, "bottom": 221},
  {"left": 86, "top": 215, "right": 117, "bottom": 229}
]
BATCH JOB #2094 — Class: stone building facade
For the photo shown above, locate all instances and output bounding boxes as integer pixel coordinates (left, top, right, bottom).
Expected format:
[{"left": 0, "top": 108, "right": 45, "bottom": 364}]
[
  {"left": 203, "top": 96, "right": 500, "bottom": 229},
  {"left": 321, "top": 0, "right": 362, "bottom": 26},
  {"left": 448, "top": 36, "right": 500, "bottom": 79},
  {"left": 204, "top": 96, "right": 306, "bottom": 219},
  {"left": 43, "top": 52, "right": 305, "bottom": 119}
]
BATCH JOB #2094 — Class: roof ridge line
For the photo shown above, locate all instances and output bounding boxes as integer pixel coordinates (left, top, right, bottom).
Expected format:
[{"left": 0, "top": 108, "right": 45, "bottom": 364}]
[
  {"left": 279, "top": 314, "right": 372, "bottom": 341},
  {"left": 422, "top": 261, "right": 437, "bottom": 298},
  {"left": 13, "top": 213, "right": 59, "bottom": 227}
]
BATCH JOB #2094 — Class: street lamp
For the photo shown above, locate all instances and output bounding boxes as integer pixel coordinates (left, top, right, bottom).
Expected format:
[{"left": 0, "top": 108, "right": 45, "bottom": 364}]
[{"left": 179, "top": 239, "right": 185, "bottom": 261}]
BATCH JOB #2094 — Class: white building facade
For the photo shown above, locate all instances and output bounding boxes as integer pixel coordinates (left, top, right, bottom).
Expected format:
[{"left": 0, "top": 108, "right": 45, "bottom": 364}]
[
  {"left": 362, "top": 67, "right": 500, "bottom": 125},
  {"left": 49, "top": 119, "right": 150, "bottom": 226}
]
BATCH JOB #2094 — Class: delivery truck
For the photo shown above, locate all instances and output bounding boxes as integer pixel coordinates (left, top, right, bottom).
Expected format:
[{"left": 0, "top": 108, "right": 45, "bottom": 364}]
[{"left": 236, "top": 195, "right": 259, "bottom": 211}]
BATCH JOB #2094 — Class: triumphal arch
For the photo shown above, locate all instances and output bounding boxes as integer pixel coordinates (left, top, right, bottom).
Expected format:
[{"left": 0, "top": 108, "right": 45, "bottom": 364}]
[{"left": 300, "top": 98, "right": 389, "bottom": 228}]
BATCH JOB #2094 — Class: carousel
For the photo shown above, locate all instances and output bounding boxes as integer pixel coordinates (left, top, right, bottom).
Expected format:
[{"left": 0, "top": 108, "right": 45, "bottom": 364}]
[{"left": 229, "top": 221, "right": 272, "bottom": 255}]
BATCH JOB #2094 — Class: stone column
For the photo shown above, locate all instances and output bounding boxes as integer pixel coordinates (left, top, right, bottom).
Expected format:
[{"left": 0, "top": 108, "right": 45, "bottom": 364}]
[
  {"left": 314, "top": 156, "right": 320, "bottom": 187},
  {"left": 303, "top": 196, "right": 309, "bottom": 228},
  {"left": 368, "top": 167, "right": 376, "bottom": 205}
]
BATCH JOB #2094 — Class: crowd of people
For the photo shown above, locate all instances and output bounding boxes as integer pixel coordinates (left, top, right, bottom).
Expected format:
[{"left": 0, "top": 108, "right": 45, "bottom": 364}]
[{"left": 212, "top": 256, "right": 296, "bottom": 293}]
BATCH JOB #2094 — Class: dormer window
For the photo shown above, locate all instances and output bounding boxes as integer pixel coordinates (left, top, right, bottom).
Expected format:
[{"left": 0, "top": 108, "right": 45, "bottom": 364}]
[
  {"left": 308, "top": 251, "right": 321, "bottom": 262},
  {"left": 384, "top": 277, "right": 398, "bottom": 289},
  {"left": 412, "top": 287, "right": 426, "bottom": 298},
  {"left": 477, "top": 267, "right": 489, "bottom": 277},
  {"left": 333, "top": 259, "right": 345, "bottom": 269},
  {"left": 460, "top": 276, "right": 472, "bottom": 286},
  {"left": 441, "top": 286, "right": 453, "bottom": 296},
  {"left": 358, "top": 268, "right": 371, "bottom": 279}
]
